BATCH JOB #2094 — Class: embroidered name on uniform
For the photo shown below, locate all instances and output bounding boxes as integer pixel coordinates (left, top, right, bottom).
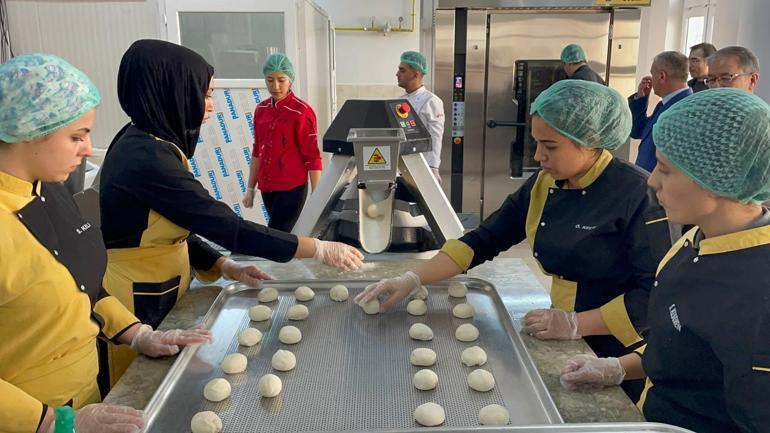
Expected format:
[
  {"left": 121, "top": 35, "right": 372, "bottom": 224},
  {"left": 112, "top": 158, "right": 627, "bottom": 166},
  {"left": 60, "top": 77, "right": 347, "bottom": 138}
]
[
  {"left": 669, "top": 304, "right": 682, "bottom": 331},
  {"left": 574, "top": 224, "right": 597, "bottom": 231},
  {"left": 75, "top": 222, "right": 92, "bottom": 235}
]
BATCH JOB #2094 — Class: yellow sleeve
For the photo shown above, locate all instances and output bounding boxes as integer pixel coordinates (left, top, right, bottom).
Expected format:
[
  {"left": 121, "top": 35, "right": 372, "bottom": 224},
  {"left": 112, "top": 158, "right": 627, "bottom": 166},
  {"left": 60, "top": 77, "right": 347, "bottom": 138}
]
[
  {"left": 93, "top": 296, "right": 140, "bottom": 340},
  {"left": 193, "top": 265, "right": 222, "bottom": 284},
  {"left": 0, "top": 379, "right": 45, "bottom": 433},
  {"left": 599, "top": 294, "right": 644, "bottom": 347},
  {"left": 440, "top": 239, "right": 475, "bottom": 272},
  {"left": 634, "top": 343, "right": 647, "bottom": 356}
]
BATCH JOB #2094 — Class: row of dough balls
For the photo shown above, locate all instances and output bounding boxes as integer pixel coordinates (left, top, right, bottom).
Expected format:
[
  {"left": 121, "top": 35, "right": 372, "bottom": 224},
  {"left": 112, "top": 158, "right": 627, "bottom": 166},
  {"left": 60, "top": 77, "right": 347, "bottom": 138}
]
[
  {"left": 408, "top": 323, "right": 480, "bottom": 342},
  {"left": 256, "top": 284, "right": 350, "bottom": 304},
  {"left": 192, "top": 285, "right": 348, "bottom": 433},
  {"left": 414, "top": 403, "right": 510, "bottom": 427},
  {"left": 408, "top": 347, "right": 495, "bottom": 391},
  {"left": 359, "top": 281, "right": 469, "bottom": 316}
]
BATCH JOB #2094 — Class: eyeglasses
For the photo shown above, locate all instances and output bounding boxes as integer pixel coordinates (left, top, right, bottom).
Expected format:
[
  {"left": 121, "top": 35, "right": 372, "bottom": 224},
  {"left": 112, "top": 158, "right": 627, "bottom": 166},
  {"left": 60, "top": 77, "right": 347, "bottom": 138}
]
[{"left": 704, "top": 73, "right": 754, "bottom": 86}]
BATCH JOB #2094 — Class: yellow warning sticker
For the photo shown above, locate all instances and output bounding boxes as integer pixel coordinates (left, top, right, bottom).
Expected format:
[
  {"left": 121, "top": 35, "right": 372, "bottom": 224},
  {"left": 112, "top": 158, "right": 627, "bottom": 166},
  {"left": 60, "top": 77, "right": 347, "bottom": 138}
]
[{"left": 368, "top": 148, "right": 386, "bottom": 165}]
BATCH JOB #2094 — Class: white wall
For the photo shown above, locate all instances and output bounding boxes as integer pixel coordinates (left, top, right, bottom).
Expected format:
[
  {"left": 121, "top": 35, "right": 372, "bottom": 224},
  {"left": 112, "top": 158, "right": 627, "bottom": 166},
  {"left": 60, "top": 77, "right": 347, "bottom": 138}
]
[
  {"left": 314, "top": 0, "right": 420, "bottom": 85},
  {"left": 636, "top": 0, "right": 684, "bottom": 83},
  {"left": 7, "top": 0, "right": 162, "bottom": 154}
]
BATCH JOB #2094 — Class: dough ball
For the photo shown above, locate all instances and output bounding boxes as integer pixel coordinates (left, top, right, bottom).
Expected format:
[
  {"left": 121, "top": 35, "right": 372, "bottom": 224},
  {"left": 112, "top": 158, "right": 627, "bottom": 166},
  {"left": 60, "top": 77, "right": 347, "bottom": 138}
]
[
  {"left": 221, "top": 353, "right": 247, "bottom": 374},
  {"left": 257, "top": 287, "right": 279, "bottom": 303},
  {"left": 452, "top": 303, "right": 475, "bottom": 319},
  {"left": 330, "top": 284, "right": 349, "bottom": 302},
  {"left": 361, "top": 298, "right": 380, "bottom": 315},
  {"left": 448, "top": 281, "right": 468, "bottom": 298},
  {"left": 411, "top": 285, "right": 429, "bottom": 300},
  {"left": 258, "top": 373, "right": 283, "bottom": 397},
  {"left": 238, "top": 328, "right": 263, "bottom": 347},
  {"left": 190, "top": 411, "right": 223, "bottom": 433},
  {"left": 467, "top": 368, "right": 495, "bottom": 392},
  {"left": 455, "top": 323, "right": 479, "bottom": 342},
  {"left": 406, "top": 299, "right": 427, "bottom": 316},
  {"left": 294, "top": 285, "right": 315, "bottom": 301},
  {"left": 203, "top": 378, "right": 231, "bottom": 402},
  {"left": 414, "top": 402, "right": 445, "bottom": 427},
  {"left": 287, "top": 304, "right": 309, "bottom": 321},
  {"left": 279, "top": 325, "right": 302, "bottom": 344},
  {"left": 248, "top": 304, "right": 272, "bottom": 322},
  {"left": 271, "top": 349, "right": 297, "bottom": 371},
  {"left": 461, "top": 346, "right": 487, "bottom": 367},
  {"left": 409, "top": 323, "right": 433, "bottom": 341},
  {"left": 410, "top": 348, "right": 437, "bottom": 367},
  {"left": 413, "top": 369, "right": 438, "bottom": 390},
  {"left": 479, "top": 404, "right": 510, "bottom": 426},
  {"left": 366, "top": 203, "right": 382, "bottom": 219}
]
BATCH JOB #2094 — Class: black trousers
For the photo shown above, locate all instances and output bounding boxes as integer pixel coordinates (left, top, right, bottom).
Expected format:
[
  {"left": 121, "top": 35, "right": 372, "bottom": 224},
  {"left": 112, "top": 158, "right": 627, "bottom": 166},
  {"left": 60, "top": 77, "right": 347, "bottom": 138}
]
[{"left": 261, "top": 183, "right": 308, "bottom": 232}]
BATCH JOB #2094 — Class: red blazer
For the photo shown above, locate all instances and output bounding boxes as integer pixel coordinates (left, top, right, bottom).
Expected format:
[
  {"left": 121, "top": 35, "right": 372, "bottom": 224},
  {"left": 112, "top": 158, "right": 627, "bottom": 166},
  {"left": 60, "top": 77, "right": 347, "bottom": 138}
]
[{"left": 252, "top": 91, "right": 322, "bottom": 192}]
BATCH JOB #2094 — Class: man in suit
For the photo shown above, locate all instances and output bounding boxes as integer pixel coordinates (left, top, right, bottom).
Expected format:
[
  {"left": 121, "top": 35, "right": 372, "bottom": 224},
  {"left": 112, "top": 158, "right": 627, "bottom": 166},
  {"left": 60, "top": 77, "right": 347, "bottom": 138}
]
[
  {"left": 688, "top": 42, "right": 717, "bottom": 93},
  {"left": 629, "top": 51, "right": 692, "bottom": 172},
  {"left": 561, "top": 44, "right": 606, "bottom": 85},
  {"left": 705, "top": 45, "right": 761, "bottom": 93}
]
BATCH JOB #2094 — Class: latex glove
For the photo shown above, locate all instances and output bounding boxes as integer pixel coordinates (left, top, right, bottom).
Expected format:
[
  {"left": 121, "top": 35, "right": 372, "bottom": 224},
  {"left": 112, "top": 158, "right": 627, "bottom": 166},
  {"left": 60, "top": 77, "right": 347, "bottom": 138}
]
[
  {"left": 312, "top": 238, "right": 364, "bottom": 271},
  {"left": 522, "top": 308, "right": 580, "bottom": 340},
  {"left": 220, "top": 258, "right": 273, "bottom": 286},
  {"left": 130, "top": 324, "right": 212, "bottom": 358},
  {"left": 242, "top": 188, "right": 256, "bottom": 208},
  {"left": 560, "top": 354, "right": 626, "bottom": 391},
  {"left": 55, "top": 403, "right": 144, "bottom": 433},
  {"left": 353, "top": 271, "right": 421, "bottom": 312}
]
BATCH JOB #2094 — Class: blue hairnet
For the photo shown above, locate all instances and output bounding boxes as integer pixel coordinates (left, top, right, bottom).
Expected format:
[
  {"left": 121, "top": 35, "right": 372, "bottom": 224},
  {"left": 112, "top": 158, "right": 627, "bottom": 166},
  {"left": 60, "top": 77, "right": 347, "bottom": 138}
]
[
  {"left": 263, "top": 53, "right": 295, "bottom": 82},
  {"left": 0, "top": 53, "right": 100, "bottom": 143},
  {"left": 400, "top": 51, "right": 428, "bottom": 75},
  {"left": 530, "top": 80, "right": 631, "bottom": 150},
  {"left": 561, "top": 44, "right": 587, "bottom": 64},
  {"left": 653, "top": 88, "right": 770, "bottom": 204}
]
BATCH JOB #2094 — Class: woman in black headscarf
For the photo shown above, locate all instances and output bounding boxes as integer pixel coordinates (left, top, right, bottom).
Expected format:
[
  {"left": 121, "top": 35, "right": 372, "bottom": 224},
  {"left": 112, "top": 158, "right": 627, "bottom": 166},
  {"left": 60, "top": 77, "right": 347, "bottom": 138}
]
[{"left": 98, "top": 40, "right": 363, "bottom": 386}]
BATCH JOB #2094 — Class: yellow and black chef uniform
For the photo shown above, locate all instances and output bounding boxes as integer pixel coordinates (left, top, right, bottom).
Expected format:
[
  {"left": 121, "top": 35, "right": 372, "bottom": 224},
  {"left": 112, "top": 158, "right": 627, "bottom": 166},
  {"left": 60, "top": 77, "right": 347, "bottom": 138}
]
[
  {"left": 0, "top": 172, "right": 139, "bottom": 433},
  {"left": 98, "top": 40, "right": 301, "bottom": 387},
  {"left": 638, "top": 216, "right": 770, "bottom": 433},
  {"left": 441, "top": 150, "right": 671, "bottom": 399},
  {"left": 98, "top": 126, "right": 299, "bottom": 387}
]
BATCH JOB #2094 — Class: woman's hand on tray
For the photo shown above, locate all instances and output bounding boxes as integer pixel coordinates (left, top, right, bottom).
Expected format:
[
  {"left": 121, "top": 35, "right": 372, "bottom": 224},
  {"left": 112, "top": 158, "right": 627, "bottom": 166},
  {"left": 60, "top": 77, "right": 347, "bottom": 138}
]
[
  {"left": 354, "top": 271, "right": 421, "bottom": 312},
  {"left": 522, "top": 308, "right": 580, "bottom": 340},
  {"left": 128, "top": 323, "right": 213, "bottom": 358},
  {"left": 312, "top": 238, "right": 364, "bottom": 271},
  {"left": 220, "top": 258, "right": 274, "bottom": 286}
]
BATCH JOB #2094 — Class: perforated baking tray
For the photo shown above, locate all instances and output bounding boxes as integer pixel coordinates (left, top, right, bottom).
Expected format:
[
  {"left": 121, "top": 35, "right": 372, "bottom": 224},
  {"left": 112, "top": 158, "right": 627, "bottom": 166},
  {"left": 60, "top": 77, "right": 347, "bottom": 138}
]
[{"left": 142, "top": 278, "right": 562, "bottom": 432}]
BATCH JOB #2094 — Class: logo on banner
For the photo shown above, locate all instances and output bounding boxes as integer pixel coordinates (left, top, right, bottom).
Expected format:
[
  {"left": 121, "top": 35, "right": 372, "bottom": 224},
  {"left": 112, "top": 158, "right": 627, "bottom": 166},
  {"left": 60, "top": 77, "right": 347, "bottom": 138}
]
[
  {"left": 233, "top": 203, "right": 242, "bottom": 216},
  {"left": 235, "top": 170, "right": 247, "bottom": 193},
  {"left": 224, "top": 90, "right": 239, "bottom": 120},
  {"left": 245, "top": 112, "right": 255, "bottom": 136},
  {"left": 189, "top": 158, "right": 201, "bottom": 178},
  {"left": 242, "top": 147, "right": 252, "bottom": 165},
  {"left": 207, "top": 170, "right": 222, "bottom": 200},
  {"left": 214, "top": 147, "right": 229, "bottom": 177},
  {"left": 216, "top": 112, "right": 232, "bottom": 144},
  {"left": 252, "top": 89, "right": 262, "bottom": 104},
  {"left": 363, "top": 146, "right": 390, "bottom": 171}
]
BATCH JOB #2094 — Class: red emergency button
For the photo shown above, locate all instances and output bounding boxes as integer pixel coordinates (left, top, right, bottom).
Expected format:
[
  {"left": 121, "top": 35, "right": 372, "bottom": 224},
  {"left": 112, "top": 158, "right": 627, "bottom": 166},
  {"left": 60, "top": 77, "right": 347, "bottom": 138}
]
[{"left": 396, "top": 102, "right": 410, "bottom": 118}]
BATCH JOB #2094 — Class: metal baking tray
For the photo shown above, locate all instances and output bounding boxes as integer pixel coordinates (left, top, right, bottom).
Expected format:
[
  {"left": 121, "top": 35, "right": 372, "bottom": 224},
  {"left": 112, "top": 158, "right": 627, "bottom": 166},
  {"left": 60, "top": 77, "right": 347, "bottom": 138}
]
[
  {"left": 143, "top": 278, "right": 562, "bottom": 432},
  {"left": 351, "top": 424, "right": 694, "bottom": 433}
]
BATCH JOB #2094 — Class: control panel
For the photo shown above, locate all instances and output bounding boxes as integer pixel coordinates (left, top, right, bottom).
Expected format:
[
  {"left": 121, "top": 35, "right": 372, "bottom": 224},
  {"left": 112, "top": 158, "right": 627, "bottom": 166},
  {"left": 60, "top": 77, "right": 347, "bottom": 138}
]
[
  {"left": 451, "top": 73, "right": 465, "bottom": 146},
  {"left": 389, "top": 101, "right": 421, "bottom": 134}
]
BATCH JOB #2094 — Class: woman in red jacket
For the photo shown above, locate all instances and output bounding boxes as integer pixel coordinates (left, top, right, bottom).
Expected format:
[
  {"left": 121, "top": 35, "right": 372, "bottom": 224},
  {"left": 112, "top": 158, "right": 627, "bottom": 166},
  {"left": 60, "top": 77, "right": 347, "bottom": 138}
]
[{"left": 242, "top": 53, "right": 322, "bottom": 232}]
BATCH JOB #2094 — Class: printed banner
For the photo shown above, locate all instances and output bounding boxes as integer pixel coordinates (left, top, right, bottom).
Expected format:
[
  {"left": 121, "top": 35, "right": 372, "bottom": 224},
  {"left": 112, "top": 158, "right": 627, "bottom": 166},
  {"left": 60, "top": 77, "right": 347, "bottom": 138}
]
[{"left": 192, "top": 88, "right": 270, "bottom": 225}]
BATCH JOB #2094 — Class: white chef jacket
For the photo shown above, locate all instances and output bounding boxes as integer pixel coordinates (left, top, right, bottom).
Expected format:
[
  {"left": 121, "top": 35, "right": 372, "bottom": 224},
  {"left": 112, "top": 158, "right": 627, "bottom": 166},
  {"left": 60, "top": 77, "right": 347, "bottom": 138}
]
[{"left": 402, "top": 86, "right": 445, "bottom": 169}]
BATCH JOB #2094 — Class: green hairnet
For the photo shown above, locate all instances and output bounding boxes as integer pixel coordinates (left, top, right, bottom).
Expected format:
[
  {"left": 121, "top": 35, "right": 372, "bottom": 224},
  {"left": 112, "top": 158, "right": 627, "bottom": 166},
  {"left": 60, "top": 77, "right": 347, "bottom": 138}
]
[
  {"left": 653, "top": 88, "right": 770, "bottom": 204},
  {"left": 400, "top": 51, "right": 428, "bottom": 75},
  {"left": 0, "top": 53, "right": 101, "bottom": 143},
  {"left": 263, "top": 53, "right": 295, "bottom": 82},
  {"left": 530, "top": 80, "right": 631, "bottom": 150},
  {"left": 561, "top": 44, "right": 587, "bottom": 64}
]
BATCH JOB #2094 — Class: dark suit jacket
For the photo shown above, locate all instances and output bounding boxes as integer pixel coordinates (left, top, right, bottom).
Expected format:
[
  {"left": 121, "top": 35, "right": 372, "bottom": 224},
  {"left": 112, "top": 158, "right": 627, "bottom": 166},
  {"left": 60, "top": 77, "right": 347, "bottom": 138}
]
[
  {"left": 571, "top": 64, "right": 606, "bottom": 85},
  {"left": 629, "top": 88, "right": 693, "bottom": 172}
]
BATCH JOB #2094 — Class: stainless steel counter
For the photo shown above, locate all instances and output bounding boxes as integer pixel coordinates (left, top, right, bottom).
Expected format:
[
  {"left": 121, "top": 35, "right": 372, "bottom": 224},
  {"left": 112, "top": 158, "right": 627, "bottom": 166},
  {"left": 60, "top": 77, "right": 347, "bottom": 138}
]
[{"left": 104, "top": 257, "right": 645, "bottom": 423}]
